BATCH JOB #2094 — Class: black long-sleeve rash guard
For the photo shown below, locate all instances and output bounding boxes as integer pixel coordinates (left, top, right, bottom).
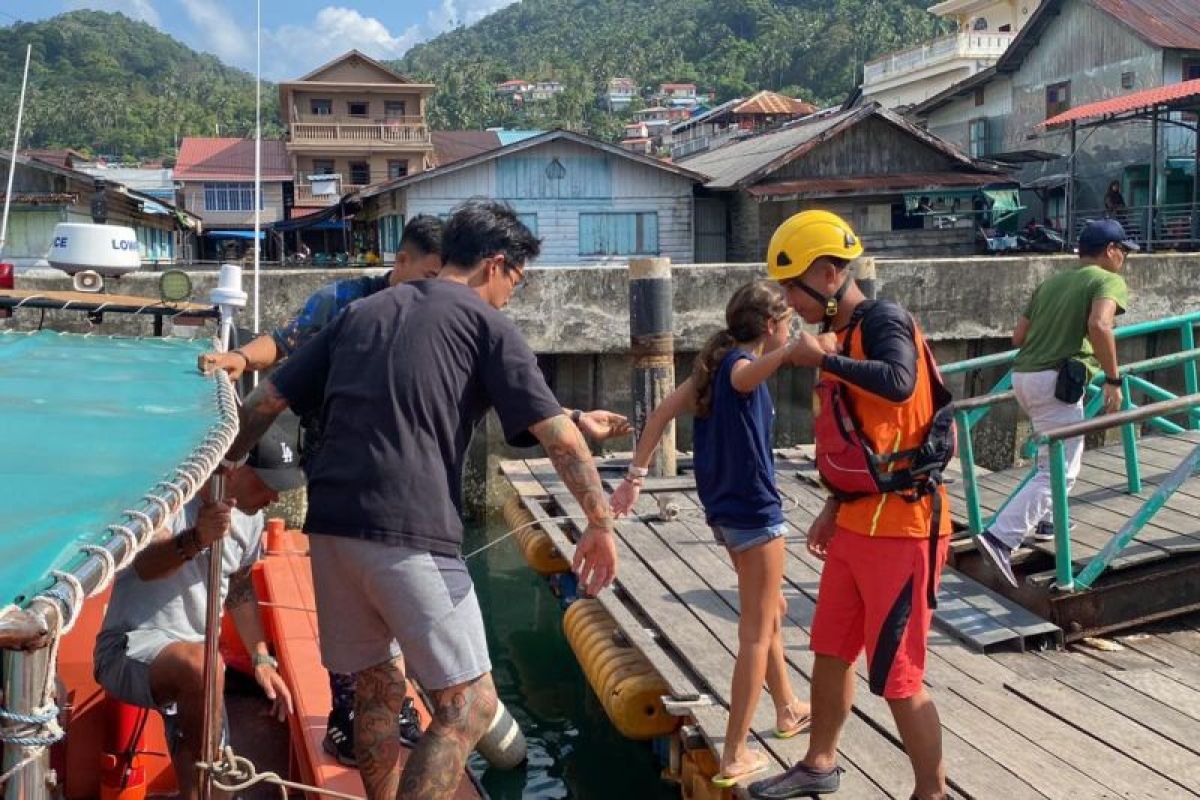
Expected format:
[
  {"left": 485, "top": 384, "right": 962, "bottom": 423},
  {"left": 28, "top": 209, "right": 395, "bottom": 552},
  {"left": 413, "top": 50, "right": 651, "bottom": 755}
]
[{"left": 819, "top": 300, "right": 918, "bottom": 403}]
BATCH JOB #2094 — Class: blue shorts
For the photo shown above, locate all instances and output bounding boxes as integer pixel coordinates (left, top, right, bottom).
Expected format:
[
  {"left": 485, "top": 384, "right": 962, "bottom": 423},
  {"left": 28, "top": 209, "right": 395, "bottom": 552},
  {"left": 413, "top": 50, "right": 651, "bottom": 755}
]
[{"left": 710, "top": 522, "right": 788, "bottom": 553}]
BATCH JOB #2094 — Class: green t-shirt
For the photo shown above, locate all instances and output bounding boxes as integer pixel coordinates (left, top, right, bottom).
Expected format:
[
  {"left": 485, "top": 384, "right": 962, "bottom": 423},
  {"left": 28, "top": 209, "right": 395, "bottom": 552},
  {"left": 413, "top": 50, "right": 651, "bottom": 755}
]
[{"left": 1012, "top": 263, "right": 1128, "bottom": 377}]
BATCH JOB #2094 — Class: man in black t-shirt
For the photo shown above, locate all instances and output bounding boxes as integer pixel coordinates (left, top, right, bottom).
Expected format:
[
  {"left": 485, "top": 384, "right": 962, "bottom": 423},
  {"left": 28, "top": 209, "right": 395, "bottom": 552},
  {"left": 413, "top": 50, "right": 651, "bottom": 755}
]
[{"left": 221, "top": 200, "right": 618, "bottom": 800}]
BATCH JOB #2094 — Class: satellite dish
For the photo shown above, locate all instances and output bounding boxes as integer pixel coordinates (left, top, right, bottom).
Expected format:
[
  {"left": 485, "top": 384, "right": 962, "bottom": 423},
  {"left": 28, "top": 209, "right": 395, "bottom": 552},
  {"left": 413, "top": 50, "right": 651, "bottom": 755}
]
[{"left": 48, "top": 223, "right": 142, "bottom": 278}]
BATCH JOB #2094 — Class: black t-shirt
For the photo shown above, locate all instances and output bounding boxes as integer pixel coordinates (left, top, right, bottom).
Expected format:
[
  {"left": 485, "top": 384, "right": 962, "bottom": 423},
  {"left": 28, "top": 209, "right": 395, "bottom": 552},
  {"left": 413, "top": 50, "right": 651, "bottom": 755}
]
[{"left": 271, "top": 279, "right": 563, "bottom": 555}]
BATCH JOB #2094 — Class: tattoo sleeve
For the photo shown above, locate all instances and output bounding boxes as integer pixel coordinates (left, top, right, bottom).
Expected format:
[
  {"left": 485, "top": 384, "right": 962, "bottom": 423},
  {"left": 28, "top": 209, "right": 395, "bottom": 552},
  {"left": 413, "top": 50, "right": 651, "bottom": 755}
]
[
  {"left": 531, "top": 414, "right": 613, "bottom": 530},
  {"left": 226, "top": 378, "right": 289, "bottom": 462},
  {"left": 225, "top": 566, "right": 255, "bottom": 608}
]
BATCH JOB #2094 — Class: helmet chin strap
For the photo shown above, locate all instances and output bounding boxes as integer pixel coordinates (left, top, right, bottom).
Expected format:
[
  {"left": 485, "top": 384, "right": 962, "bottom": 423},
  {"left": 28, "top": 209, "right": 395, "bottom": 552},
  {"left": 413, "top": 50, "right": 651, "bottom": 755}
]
[{"left": 797, "top": 274, "right": 852, "bottom": 332}]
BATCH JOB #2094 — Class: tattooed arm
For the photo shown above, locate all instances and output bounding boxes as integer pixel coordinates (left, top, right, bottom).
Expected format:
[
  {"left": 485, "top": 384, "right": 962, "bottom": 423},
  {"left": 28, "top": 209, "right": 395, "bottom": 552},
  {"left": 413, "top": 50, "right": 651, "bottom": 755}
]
[
  {"left": 227, "top": 565, "right": 293, "bottom": 721},
  {"left": 530, "top": 414, "right": 617, "bottom": 595},
  {"left": 224, "top": 378, "right": 290, "bottom": 464}
]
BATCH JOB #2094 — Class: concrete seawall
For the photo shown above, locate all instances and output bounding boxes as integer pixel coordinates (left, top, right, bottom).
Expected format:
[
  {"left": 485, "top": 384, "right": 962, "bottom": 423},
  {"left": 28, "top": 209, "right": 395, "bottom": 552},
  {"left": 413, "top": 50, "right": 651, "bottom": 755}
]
[{"left": 10, "top": 253, "right": 1200, "bottom": 508}]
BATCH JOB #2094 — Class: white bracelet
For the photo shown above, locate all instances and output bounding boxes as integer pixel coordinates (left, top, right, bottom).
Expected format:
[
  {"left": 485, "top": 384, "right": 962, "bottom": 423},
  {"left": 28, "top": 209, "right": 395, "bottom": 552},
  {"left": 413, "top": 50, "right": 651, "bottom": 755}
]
[
  {"left": 626, "top": 465, "right": 649, "bottom": 479},
  {"left": 220, "top": 453, "right": 249, "bottom": 470}
]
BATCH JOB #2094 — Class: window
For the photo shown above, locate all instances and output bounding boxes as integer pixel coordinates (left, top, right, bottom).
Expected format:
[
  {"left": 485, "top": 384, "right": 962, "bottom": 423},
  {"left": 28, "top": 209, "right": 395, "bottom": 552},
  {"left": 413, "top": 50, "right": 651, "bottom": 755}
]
[
  {"left": 974, "top": 86, "right": 985, "bottom": 107},
  {"left": 972, "top": 17, "right": 988, "bottom": 30},
  {"left": 347, "top": 101, "right": 369, "bottom": 118},
  {"left": 384, "top": 100, "right": 407, "bottom": 119},
  {"left": 998, "top": 24, "right": 1011, "bottom": 32},
  {"left": 349, "top": 161, "right": 371, "bottom": 186},
  {"left": 1121, "top": 72, "right": 1135, "bottom": 90},
  {"left": 579, "top": 212, "right": 658, "bottom": 256},
  {"left": 387, "top": 160, "right": 409, "bottom": 179},
  {"left": 310, "top": 99, "right": 332, "bottom": 116},
  {"left": 203, "top": 182, "right": 263, "bottom": 212},
  {"left": 1045, "top": 81, "right": 1071, "bottom": 119},
  {"left": 135, "top": 226, "right": 174, "bottom": 261},
  {"left": 1184, "top": 60, "right": 1200, "bottom": 81},
  {"left": 968, "top": 119, "right": 990, "bottom": 157},
  {"left": 379, "top": 215, "right": 404, "bottom": 253},
  {"left": 312, "top": 159, "right": 335, "bottom": 175}
]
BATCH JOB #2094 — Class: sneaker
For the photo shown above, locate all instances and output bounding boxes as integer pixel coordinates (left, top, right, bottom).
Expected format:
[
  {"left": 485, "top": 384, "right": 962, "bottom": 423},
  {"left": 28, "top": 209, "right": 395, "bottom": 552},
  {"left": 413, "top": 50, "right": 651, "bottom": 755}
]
[
  {"left": 749, "top": 763, "right": 843, "bottom": 798},
  {"left": 398, "top": 697, "right": 423, "bottom": 746},
  {"left": 977, "top": 530, "right": 1019, "bottom": 589},
  {"left": 1032, "top": 520, "right": 1074, "bottom": 543},
  {"left": 323, "top": 706, "right": 356, "bottom": 767}
]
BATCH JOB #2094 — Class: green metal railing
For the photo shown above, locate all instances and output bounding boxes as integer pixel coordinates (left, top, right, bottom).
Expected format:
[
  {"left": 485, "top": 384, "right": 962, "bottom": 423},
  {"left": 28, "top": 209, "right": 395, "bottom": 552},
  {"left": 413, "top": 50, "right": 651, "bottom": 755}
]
[{"left": 944, "top": 310, "right": 1200, "bottom": 591}]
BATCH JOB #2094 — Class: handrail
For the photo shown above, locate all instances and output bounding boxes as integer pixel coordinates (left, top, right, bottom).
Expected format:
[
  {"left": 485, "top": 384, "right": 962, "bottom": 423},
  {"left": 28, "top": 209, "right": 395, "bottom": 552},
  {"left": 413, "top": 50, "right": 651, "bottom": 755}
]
[
  {"left": 952, "top": 390, "right": 1016, "bottom": 412},
  {"left": 1040, "top": 393, "right": 1200, "bottom": 443}
]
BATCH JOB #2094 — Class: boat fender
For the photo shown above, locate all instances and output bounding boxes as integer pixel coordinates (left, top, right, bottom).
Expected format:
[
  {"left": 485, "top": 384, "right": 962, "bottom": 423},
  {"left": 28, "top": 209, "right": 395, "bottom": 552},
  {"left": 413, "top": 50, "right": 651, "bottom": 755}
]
[{"left": 475, "top": 699, "right": 526, "bottom": 770}]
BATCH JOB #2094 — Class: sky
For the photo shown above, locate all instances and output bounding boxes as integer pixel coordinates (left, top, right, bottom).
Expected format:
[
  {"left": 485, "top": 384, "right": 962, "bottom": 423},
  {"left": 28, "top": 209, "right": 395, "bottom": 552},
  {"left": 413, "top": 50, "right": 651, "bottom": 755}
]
[{"left": 4, "top": 0, "right": 519, "bottom": 79}]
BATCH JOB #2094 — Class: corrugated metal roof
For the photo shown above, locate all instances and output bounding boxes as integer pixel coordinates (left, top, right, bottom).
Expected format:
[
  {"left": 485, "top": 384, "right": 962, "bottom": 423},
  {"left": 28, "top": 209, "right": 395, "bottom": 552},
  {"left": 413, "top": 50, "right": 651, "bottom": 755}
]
[
  {"left": 1089, "top": 0, "right": 1200, "bottom": 50},
  {"left": 748, "top": 171, "right": 1010, "bottom": 200},
  {"left": 1042, "top": 77, "right": 1200, "bottom": 127},
  {"left": 678, "top": 112, "right": 849, "bottom": 189},
  {"left": 175, "top": 138, "right": 291, "bottom": 181},
  {"left": 431, "top": 131, "right": 502, "bottom": 166},
  {"left": 732, "top": 91, "right": 818, "bottom": 117}
]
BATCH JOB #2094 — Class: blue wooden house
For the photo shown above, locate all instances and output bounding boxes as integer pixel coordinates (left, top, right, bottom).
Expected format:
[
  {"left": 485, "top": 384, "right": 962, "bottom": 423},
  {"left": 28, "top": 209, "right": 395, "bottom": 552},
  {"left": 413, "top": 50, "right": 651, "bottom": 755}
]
[{"left": 357, "top": 130, "right": 706, "bottom": 265}]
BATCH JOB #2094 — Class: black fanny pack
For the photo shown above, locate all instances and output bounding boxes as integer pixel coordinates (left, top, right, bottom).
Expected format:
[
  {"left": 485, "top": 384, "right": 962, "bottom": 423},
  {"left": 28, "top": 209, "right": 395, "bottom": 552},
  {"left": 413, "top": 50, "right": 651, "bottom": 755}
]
[{"left": 1054, "top": 359, "right": 1087, "bottom": 404}]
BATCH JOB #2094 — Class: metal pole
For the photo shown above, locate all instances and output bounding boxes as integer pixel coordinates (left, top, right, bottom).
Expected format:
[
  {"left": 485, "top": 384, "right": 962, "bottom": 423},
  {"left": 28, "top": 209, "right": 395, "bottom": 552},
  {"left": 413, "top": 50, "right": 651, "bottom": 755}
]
[
  {"left": 0, "top": 45, "right": 33, "bottom": 259},
  {"left": 1049, "top": 439, "right": 1074, "bottom": 592},
  {"left": 252, "top": 0, "right": 262, "bottom": 339},
  {"left": 197, "top": 475, "right": 225, "bottom": 800},
  {"left": 629, "top": 257, "right": 676, "bottom": 478},
  {"left": 1193, "top": 112, "right": 1200, "bottom": 246},
  {"left": 1149, "top": 106, "right": 1159, "bottom": 253},
  {"left": 1065, "top": 121, "right": 1076, "bottom": 241},
  {"left": 2, "top": 642, "right": 50, "bottom": 800}
]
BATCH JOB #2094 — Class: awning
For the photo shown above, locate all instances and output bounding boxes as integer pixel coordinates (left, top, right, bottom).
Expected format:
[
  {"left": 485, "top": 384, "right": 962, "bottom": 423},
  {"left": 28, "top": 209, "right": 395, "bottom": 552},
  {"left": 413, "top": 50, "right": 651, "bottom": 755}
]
[
  {"left": 0, "top": 332, "right": 234, "bottom": 606},
  {"left": 1025, "top": 173, "right": 1070, "bottom": 190},
  {"left": 270, "top": 204, "right": 349, "bottom": 233},
  {"left": 988, "top": 149, "right": 1062, "bottom": 164},
  {"left": 206, "top": 229, "right": 265, "bottom": 240},
  {"left": 1042, "top": 77, "right": 1200, "bottom": 128}
]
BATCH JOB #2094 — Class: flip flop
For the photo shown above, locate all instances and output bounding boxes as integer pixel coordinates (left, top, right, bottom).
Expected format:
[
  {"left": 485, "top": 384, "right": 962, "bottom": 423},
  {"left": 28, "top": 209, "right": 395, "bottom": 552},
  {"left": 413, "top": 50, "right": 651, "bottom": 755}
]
[
  {"left": 712, "top": 749, "right": 771, "bottom": 788},
  {"left": 773, "top": 702, "right": 812, "bottom": 739}
]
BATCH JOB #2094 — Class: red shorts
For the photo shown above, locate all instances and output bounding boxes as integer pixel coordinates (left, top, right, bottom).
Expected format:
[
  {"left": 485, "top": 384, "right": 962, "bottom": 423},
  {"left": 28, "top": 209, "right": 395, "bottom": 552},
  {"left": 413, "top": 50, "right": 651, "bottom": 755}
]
[{"left": 809, "top": 527, "right": 948, "bottom": 699}]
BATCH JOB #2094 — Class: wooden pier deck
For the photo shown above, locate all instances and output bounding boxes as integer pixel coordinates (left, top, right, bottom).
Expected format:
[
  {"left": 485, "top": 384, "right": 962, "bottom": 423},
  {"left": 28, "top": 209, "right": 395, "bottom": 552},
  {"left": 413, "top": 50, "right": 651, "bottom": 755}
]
[{"left": 498, "top": 450, "right": 1200, "bottom": 799}]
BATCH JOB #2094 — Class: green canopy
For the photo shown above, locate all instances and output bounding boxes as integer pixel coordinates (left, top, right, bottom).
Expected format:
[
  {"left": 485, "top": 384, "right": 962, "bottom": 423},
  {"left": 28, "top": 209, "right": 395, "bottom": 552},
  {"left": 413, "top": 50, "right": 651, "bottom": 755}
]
[{"left": 0, "top": 332, "right": 233, "bottom": 606}]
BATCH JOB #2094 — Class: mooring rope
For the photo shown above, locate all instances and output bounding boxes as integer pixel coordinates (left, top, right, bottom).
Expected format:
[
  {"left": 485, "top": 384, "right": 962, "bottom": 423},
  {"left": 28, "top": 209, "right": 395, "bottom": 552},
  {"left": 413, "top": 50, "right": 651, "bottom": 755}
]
[{"left": 200, "top": 745, "right": 366, "bottom": 800}]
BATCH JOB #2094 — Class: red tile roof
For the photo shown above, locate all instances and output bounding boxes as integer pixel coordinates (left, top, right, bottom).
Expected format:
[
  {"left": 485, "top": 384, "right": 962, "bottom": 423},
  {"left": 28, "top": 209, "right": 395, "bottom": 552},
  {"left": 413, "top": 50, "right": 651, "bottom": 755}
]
[
  {"left": 733, "top": 91, "right": 817, "bottom": 117},
  {"left": 175, "top": 137, "right": 291, "bottom": 181},
  {"left": 1042, "top": 77, "right": 1200, "bottom": 127},
  {"left": 1090, "top": 0, "right": 1200, "bottom": 50}
]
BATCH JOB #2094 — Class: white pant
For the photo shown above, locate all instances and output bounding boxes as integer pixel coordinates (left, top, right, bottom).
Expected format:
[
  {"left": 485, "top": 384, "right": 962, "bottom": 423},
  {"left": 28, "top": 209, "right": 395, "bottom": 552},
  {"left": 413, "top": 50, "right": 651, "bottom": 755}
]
[{"left": 990, "top": 369, "right": 1085, "bottom": 549}]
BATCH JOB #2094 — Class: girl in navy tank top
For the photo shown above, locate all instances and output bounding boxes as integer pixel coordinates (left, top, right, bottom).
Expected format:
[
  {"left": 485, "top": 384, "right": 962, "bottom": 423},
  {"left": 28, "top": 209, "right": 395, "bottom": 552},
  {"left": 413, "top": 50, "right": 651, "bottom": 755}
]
[{"left": 611, "top": 280, "right": 811, "bottom": 787}]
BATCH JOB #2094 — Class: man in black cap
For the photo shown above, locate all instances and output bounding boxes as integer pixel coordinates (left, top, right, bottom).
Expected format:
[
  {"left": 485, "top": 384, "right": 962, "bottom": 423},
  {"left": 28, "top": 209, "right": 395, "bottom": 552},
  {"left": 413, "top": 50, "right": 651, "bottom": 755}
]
[
  {"left": 94, "top": 415, "right": 304, "bottom": 800},
  {"left": 976, "top": 218, "right": 1135, "bottom": 587}
]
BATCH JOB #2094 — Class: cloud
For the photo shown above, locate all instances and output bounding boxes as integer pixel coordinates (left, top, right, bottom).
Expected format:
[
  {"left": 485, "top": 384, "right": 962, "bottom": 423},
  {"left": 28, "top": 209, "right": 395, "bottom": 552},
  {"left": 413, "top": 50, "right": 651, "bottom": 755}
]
[
  {"left": 64, "top": 0, "right": 161, "bottom": 27},
  {"left": 424, "top": 0, "right": 519, "bottom": 33},
  {"left": 262, "top": 7, "right": 421, "bottom": 79},
  {"left": 179, "top": 0, "right": 252, "bottom": 66}
]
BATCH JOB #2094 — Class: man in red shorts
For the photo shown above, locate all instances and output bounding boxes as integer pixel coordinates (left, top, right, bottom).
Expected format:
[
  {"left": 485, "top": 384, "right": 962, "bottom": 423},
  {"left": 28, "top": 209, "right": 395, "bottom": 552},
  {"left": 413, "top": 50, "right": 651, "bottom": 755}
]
[{"left": 751, "top": 210, "right": 950, "bottom": 800}]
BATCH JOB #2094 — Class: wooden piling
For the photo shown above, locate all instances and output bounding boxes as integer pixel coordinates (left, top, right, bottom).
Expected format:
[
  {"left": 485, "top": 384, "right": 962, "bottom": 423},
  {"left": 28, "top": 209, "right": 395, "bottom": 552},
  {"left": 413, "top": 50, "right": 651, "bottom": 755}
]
[{"left": 629, "top": 257, "right": 676, "bottom": 477}]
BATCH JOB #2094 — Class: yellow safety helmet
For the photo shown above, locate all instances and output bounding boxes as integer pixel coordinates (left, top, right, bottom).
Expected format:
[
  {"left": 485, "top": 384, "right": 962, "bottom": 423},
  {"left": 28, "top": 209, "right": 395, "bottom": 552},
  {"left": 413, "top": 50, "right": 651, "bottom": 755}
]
[{"left": 766, "top": 210, "right": 864, "bottom": 282}]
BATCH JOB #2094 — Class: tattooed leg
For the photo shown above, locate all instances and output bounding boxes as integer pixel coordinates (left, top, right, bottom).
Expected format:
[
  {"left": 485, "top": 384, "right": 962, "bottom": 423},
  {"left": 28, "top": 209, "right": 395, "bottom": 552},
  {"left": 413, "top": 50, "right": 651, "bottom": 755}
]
[
  {"left": 353, "top": 658, "right": 407, "bottom": 800},
  {"left": 399, "top": 672, "right": 497, "bottom": 800}
]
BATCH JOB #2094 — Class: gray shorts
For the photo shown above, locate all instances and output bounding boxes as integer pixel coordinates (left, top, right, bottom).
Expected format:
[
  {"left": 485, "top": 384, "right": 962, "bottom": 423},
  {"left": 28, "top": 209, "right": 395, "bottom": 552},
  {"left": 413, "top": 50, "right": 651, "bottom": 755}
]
[
  {"left": 308, "top": 534, "right": 491, "bottom": 690},
  {"left": 94, "top": 628, "right": 180, "bottom": 709}
]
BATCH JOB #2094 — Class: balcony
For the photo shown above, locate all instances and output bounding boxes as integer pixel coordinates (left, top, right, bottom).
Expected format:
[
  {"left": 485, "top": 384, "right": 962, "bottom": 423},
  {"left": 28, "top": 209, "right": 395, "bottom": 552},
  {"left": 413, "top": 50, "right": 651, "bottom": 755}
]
[
  {"left": 295, "top": 182, "right": 369, "bottom": 206},
  {"left": 289, "top": 115, "right": 431, "bottom": 148},
  {"left": 863, "top": 31, "right": 1015, "bottom": 87}
]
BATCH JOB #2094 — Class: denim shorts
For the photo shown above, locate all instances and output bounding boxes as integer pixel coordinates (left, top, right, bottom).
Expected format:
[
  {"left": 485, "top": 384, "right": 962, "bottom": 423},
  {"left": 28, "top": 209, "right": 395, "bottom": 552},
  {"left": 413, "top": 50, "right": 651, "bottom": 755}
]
[{"left": 710, "top": 522, "right": 788, "bottom": 553}]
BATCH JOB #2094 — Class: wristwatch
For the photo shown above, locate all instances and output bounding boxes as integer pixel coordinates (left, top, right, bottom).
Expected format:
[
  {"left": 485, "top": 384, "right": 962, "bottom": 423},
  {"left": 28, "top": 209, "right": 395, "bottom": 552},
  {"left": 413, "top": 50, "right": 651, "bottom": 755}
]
[
  {"left": 1104, "top": 375, "right": 1122, "bottom": 386},
  {"left": 252, "top": 653, "right": 279, "bottom": 670}
]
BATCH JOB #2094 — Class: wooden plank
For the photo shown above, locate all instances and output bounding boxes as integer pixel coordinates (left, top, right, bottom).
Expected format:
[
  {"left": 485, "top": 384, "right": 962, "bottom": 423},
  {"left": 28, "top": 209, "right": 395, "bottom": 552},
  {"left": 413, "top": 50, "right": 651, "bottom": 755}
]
[
  {"left": 1117, "top": 631, "right": 1200, "bottom": 673},
  {"left": 553, "top": 492, "right": 906, "bottom": 797},
  {"left": 1006, "top": 678, "right": 1200, "bottom": 792},
  {"left": 655, "top": 490, "right": 1042, "bottom": 800},
  {"left": 1061, "top": 670, "right": 1200, "bottom": 758},
  {"left": 946, "top": 678, "right": 1184, "bottom": 799},
  {"left": 934, "top": 569, "right": 1059, "bottom": 651},
  {"left": 498, "top": 459, "right": 551, "bottom": 499},
  {"left": 1085, "top": 447, "right": 1200, "bottom": 504},
  {"left": 517, "top": 493, "right": 703, "bottom": 701}
]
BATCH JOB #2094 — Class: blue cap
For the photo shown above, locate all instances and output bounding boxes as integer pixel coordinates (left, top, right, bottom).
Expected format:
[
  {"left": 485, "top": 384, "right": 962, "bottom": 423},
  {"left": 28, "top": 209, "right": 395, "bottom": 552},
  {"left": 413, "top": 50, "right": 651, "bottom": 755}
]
[{"left": 1078, "top": 218, "right": 1139, "bottom": 252}]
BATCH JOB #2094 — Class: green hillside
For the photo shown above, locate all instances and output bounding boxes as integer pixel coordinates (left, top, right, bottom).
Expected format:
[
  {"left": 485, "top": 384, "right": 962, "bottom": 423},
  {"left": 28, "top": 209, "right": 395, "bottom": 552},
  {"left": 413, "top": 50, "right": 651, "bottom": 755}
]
[{"left": 0, "top": 10, "right": 281, "bottom": 161}]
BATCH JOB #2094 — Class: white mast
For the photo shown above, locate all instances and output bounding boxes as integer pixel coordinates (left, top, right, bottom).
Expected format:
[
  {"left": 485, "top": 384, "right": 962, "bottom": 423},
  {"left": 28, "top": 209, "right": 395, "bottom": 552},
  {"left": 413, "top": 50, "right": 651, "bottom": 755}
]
[
  {"left": 0, "top": 44, "right": 33, "bottom": 258},
  {"left": 253, "top": 0, "right": 262, "bottom": 338}
]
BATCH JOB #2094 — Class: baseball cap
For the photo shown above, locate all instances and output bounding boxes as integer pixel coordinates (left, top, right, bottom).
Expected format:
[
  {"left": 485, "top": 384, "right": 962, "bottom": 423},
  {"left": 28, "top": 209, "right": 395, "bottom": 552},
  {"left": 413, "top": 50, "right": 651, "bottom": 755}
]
[
  {"left": 1078, "top": 218, "right": 1139, "bottom": 252},
  {"left": 247, "top": 411, "right": 305, "bottom": 493}
]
